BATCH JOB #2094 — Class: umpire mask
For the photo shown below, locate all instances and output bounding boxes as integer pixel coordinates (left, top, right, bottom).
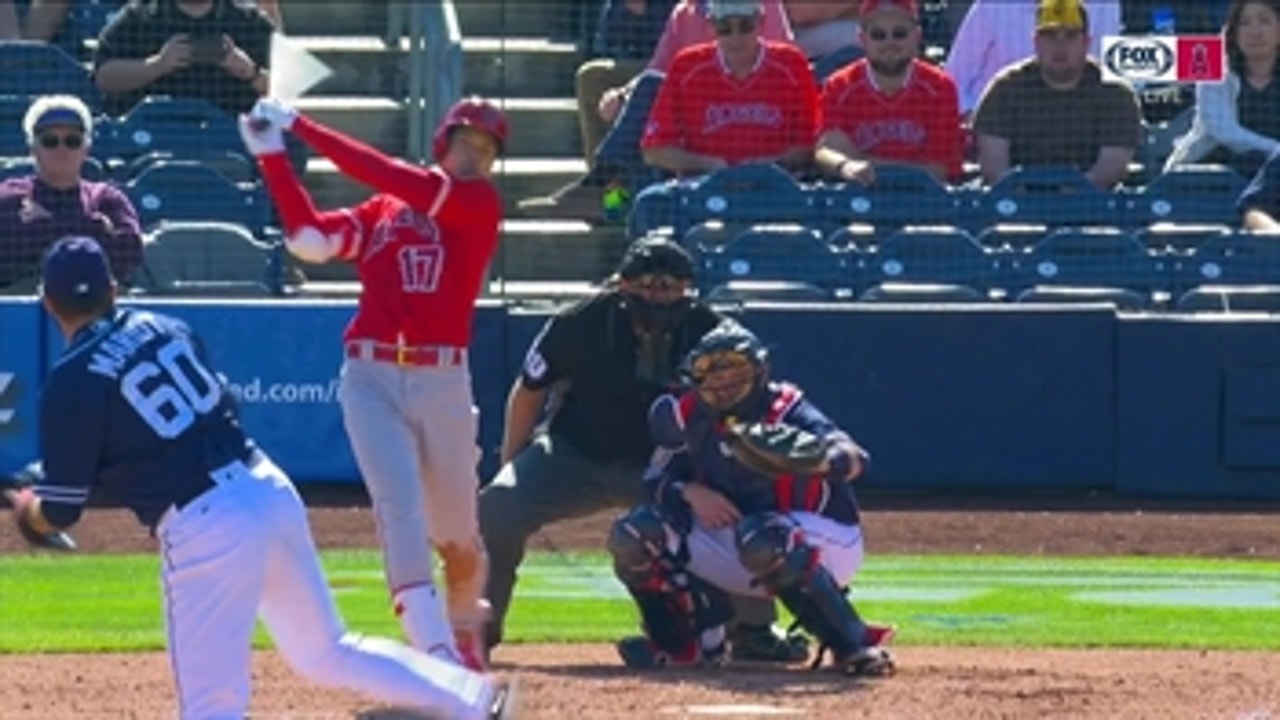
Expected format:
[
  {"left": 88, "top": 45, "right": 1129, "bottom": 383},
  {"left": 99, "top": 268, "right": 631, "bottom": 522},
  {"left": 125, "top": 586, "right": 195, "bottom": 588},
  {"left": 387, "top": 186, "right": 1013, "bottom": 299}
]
[{"left": 615, "top": 237, "right": 696, "bottom": 384}]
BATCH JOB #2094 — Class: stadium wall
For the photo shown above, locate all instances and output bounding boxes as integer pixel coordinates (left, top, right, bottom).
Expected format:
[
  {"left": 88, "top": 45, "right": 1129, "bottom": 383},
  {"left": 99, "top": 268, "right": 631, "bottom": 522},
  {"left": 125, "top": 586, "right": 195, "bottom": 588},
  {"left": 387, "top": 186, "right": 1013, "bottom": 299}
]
[{"left": 1, "top": 299, "right": 1276, "bottom": 500}]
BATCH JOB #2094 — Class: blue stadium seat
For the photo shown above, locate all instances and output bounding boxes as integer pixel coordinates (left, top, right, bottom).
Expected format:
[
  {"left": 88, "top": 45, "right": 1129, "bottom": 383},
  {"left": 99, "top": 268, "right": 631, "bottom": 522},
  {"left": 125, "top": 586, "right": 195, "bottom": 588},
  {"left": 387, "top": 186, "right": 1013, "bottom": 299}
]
[
  {"left": 705, "top": 280, "right": 834, "bottom": 304},
  {"left": 1123, "top": 165, "right": 1246, "bottom": 227},
  {"left": 857, "top": 282, "right": 985, "bottom": 303},
  {"left": 681, "top": 221, "right": 738, "bottom": 251},
  {"left": 106, "top": 96, "right": 245, "bottom": 167},
  {"left": 1175, "top": 231, "right": 1280, "bottom": 292},
  {"left": 628, "top": 180, "right": 681, "bottom": 238},
  {"left": 1175, "top": 284, "right": 1280, "bottom": 313},
  {"left": 825, "top": 223, "right": 877, "bottom": 250},
  {"left": 134, "top": 221, "right": 277, "bottom": 296},
  {"left": 1133, "top": 223, "right": 1234, "bottom": 252},
  {"left": 678, "top": 163, "right": 820, "bottom": 235},
  {"left": 0, "top": 42, "right": 99, "bottom": 105},
  {"left": 850, "top": 225, "right": 996, "bottom": 295},
  {"left": 117, "top": 149, "right": 256, "bottom": 184},
  {"left": 1012, "top": 227, "right": 1166, "bottom": 298},
  {"left": 0, "top": 96, "right": 30, "bottom": 157},
  {"left": 1014, "top": 285, "right": 1149, "bottom": 310},
  {"left": 1139, "top": 106, "right": 1195, "bottom": 180},
  {"left": 125, "top": 161, "right": 265, "bottom": 231},
  {"left": 975, "top": 223, "right": 1049, "bottom": 250},
  {"left": 822, "top": 165, "right": 960, "bottom": 231},
  {"left": 697, "top": 224, "right": 845, "bottom": 292},
  {"left": 979, "top": 166, "right": 1122, "bottom": 227}
]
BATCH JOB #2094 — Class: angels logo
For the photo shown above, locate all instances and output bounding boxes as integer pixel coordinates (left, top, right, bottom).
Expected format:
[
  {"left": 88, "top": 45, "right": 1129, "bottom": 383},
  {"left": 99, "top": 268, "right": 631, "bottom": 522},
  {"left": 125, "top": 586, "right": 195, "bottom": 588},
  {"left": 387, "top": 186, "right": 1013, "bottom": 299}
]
[{"left": 703, "top": 103, "right": 782, "bottom": 134}]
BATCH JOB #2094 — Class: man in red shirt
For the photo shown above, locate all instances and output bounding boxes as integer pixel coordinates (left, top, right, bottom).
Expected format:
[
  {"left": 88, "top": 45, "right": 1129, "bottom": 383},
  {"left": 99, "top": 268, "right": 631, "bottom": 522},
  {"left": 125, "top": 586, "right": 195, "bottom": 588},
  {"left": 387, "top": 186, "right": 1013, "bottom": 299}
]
[
  {"left": 641, "top": 0, "right": 820, "bottom": 175},
  {"left": 815, "top": 0, "right": 962, "bottom": 184},
  {"left": 240, "top": 96, "right": 508, "bottom": 673}
]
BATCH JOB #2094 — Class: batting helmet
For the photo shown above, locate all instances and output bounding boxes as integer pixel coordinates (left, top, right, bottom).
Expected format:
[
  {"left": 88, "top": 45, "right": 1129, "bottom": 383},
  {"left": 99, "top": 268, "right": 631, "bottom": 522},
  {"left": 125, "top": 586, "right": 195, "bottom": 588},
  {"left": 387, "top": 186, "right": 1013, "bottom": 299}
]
[{"left": 432, "top": 96, "right": 508, "bottom": 162}]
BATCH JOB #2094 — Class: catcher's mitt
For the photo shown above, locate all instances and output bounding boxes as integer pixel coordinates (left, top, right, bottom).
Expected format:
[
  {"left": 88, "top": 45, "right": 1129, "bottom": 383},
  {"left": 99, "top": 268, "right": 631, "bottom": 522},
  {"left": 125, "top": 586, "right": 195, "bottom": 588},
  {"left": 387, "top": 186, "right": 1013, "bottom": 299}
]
[{"left": 723, "top": 423, "right": 831, "bottom": 477}]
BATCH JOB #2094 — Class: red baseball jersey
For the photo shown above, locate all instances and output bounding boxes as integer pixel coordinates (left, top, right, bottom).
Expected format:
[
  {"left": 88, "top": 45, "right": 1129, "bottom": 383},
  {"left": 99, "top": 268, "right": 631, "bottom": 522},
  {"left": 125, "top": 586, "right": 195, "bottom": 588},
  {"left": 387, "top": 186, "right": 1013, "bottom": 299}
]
[
  {"left": 641, "top": 40, "right": 820, "bottom": 166},
  {"left": 260, "top": 116, "right": 502, "bottom": 348},
  {"left": 820, "top": 58, "right": 963, "bottom": 181}
]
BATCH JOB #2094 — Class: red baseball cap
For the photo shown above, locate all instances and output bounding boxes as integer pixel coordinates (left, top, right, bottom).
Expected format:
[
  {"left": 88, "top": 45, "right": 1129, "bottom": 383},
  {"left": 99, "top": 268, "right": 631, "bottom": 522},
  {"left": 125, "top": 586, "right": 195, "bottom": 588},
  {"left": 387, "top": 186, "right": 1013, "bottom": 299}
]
[{"left": 860, "top": 0, "right": 919, "bottom": 20}]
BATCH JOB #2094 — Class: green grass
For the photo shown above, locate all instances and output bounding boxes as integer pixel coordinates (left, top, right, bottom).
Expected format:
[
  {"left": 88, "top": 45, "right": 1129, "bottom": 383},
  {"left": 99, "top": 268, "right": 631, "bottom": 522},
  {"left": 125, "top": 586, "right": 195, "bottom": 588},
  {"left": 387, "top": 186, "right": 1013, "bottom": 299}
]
[{"left": 0, "top": 552, "right": 1276, "bottom": 654}]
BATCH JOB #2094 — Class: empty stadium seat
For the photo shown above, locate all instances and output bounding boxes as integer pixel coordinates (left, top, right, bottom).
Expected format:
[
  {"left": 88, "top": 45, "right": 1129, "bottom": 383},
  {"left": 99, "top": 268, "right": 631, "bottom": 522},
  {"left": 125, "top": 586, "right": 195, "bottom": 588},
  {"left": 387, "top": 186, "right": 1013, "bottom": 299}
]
[
  {"left": 1014, "top": 285, "right": 1149, "bottom": 311},
  {"left": 125, "top": 161, "right": 265, "bottom": 230},
  {"left": 975, "top": 223, "right": 1050, "bottom": 249},
  {"left": 979, "top": 166, "right": 1122, "bottom": 227},
  {"left": 679, "top": 163, "right": 820, "bottom": 234},
  {"left": 1011, "top": 227, "right": 1166, "bottom": 298},
  {"left": 857, "top": 282, "right": 985, "bottom": 303},
  {"left": 823, "top": 165, "right": 960, "bottom": 231},
  {"left": 0, "top": 96, "right": 30, "bottom": 157},
  {"left": 628, "top": 179, "right": 681, "bottom": 238},
  {"left": 704, "top": 280, "right": 833, "bottom": 304},
  {"left": 1133, "top": 223, "right": 1234, "bottom": 251},
  {"left": 1123, "top": 165, "right": 1246, "bottom": 227},
  {"left": 697, "top": 224, "right": 845, "bottom": 291},
  {"left": 1175, "top": 284, "right": 1280, "bottom": 313},
  {"left": 0, "top": 42, "right": 99, "bottom": 105},
  {"left": 681, "top": 220, "right": 738, "bottom": 251},
  {"left": 851, "top": 225, "right": 996, "bottom": 295},
  {"left": 1175, "top": 231, "right": 1280, "bottom": 292},
  {"left": 825, "top": 223, "right": 877, "bottom": 250},
  {"left": 134, "top": 221, "right": 276, "bottom": 295},
  {"left": 118, "top": 149, "right": 256, "bottom": 184},
  {"left": 1140, "top": 106, "right": 1195, "bottom": 178},
  {"left": 106, "top": 96, "right": 245, "bottom": 167}
]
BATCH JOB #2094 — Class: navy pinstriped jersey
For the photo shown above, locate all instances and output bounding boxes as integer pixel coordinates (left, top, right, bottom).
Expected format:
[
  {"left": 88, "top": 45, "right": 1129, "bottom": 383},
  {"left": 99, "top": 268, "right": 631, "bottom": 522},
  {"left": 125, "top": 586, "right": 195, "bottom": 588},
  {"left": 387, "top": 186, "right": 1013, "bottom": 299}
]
[
  {"left": 645, "top": 382, "right": 864, "bottom": 526},
  {"left": 32, "top": 308, "right": 255, "bottom": 530}
]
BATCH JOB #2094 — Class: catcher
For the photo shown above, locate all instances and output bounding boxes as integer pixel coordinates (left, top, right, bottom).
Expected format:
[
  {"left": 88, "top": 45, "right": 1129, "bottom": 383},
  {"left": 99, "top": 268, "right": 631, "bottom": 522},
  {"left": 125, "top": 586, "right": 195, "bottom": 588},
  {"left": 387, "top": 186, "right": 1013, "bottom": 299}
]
[{"left": 607, "top": 319, "right": 896, "bottom": 675}]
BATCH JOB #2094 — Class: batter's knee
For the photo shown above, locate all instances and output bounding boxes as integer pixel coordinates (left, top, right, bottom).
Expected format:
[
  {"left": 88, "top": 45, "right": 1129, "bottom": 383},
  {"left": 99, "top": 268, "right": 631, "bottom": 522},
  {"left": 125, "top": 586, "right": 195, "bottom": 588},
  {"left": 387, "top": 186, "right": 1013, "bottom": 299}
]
[
  {"left": 735, "top": 512, "right": 814, "bottom": 591},
  {"left": 607, "top": 505, "right": 675, "bottom": 584}
]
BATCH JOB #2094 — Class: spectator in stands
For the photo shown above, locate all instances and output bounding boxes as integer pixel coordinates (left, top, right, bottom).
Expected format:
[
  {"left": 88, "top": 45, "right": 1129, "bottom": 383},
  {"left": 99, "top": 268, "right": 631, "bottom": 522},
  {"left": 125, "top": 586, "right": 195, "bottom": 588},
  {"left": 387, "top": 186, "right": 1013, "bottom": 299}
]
[
  {"left": 640, "top": 0, "right": 819, "bottom": 175},
  {"left": 1236, "top": 147, "right": 1280, "bottom": 229},
  {"left": 93, "top": 0, "right": 274, "bottom": 118},
  {"left": 1165, "top": 0, "right": 1280, "bottom": 179},
  {"left": 785, "top": 0, "right": 864, "bottom": 80},
  {"left": 945, "top": 0, "right": 1121, "bottom": 118},
  {"left": 0, "top": 0, "right": 85, "bottom": 59},
  {"left": 576, "top": 0, "right": 678, "bottom": 172},
  {"left": 815, "top": 0, "right": 963, "bottom": 184},
  {"left": 970, "top": 0, "right": 1142, "bottom": 189},
  {"left": 0, "top": 95, "right": 143, "bottom": 290},
  {"left": 517, "top": 0, "right": 794, "bottom": 220}
]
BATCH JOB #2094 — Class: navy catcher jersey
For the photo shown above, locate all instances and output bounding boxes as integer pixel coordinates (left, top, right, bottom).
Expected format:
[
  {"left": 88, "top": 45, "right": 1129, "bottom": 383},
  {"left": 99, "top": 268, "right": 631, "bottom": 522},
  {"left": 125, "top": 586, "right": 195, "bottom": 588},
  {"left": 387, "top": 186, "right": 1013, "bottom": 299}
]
[
  {"left": 33, "top": 308, "right": 256, "bottom": 530},
  {"left": 645, "top": 382, "right": 864, "bottom": 526}
]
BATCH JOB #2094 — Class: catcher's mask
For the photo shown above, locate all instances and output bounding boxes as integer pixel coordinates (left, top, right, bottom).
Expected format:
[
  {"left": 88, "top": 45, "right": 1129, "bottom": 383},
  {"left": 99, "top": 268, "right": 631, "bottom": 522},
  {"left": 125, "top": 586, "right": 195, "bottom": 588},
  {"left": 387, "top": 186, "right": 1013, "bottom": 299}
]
[
  {"left": 681, "top": 320, "right": 769, "bottom": 417},
  {"left": 616, "top": 237, "right": 696, "bottom": 383}
]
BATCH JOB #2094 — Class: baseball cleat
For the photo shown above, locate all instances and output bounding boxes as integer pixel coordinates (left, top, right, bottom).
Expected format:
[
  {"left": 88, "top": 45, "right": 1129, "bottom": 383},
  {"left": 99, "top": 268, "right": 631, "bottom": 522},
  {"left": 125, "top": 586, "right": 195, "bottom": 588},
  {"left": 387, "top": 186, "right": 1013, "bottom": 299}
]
[
  {"left": 487, "top": 679, "right": 518, "bottom": 720},
  {"left": 616, "top": 635, "right": 718, "bottom": 669},
  {"left": 864, "top": 622, "right": 897, "bottom": 647},
  {"left": 836, "top": 646, "right": 895, "bottom": 677},
  {"left": 729, "top": 624, "right": 810, "bottom": 663}
]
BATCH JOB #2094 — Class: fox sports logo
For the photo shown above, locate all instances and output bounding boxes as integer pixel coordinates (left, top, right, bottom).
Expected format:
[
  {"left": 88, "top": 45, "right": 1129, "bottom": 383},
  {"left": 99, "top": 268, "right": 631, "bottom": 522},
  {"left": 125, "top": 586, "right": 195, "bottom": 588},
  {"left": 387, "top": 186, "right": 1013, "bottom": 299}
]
[{"left": 1103, "top": 37, "right": 1176, "bottom": 82}]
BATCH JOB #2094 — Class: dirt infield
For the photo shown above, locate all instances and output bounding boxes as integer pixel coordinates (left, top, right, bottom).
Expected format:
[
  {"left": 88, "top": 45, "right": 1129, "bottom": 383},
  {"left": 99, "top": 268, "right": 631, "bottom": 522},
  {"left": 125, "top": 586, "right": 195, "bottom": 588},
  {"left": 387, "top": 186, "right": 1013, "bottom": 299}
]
[{"left": 3, "top": 489, "right": 1278, "bottom": 719}]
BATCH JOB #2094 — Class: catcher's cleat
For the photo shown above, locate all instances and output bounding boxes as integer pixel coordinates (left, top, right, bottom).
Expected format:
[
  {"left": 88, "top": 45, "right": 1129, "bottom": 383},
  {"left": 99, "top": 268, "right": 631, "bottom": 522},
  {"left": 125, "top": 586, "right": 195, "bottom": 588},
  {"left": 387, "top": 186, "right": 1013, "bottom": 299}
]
[
  {"left": 616, "top": 635, "right": 721, "bottom": 669},
  {"left": 487, "top": 679, "right": 519, "bottom": 720},
  {"left": 864, "top": 622, "right": 897, "bottom": 648},
  {"left": 729, "top": 624, "right": 810, "bottom": 663},
  {"left": 834, "top": 646, "right": 895, "bottom": 677}
]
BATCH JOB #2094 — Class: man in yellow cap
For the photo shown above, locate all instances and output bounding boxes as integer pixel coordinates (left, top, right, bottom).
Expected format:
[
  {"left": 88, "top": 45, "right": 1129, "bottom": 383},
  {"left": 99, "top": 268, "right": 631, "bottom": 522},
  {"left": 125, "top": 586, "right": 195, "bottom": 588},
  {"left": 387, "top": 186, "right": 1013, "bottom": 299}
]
[{"left": 970, "top": 0, "right": 1141, "bottom": 189}]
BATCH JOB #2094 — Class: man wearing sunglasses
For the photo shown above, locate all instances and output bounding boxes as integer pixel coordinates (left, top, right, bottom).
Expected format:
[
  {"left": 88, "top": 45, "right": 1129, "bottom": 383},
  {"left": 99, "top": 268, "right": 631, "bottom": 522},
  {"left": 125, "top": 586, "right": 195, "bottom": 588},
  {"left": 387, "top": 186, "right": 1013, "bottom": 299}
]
[
  {"left": 0, "top": 94, "right": 144, "bottom": 551},
  {"left": 479, "top": 236, "right": 809, "bottom": 667},
  {"left": 816, "top": 0, "right": 963, "bottom": 185},
  {"left": 641, "top": 0, "right": 819, "bottom": 175}
]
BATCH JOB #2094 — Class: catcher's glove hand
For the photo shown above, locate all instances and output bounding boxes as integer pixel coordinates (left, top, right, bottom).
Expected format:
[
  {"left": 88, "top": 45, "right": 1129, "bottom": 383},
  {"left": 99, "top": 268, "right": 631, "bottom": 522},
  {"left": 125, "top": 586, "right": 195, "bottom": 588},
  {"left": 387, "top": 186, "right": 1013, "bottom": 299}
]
[{"left": 722, "top": 423, "right": 831, "bottom": 477}]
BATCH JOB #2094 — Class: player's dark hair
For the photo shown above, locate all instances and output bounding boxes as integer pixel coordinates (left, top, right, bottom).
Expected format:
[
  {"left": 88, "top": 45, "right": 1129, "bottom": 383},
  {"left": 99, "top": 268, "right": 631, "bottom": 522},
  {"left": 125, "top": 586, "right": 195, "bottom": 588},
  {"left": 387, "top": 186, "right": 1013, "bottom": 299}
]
[
  {"left": 45, "top": 290, "right": 114, "bottom": 327},
  {"left": 1224, "top": 0, "right": 1280, "bottom": 76}
]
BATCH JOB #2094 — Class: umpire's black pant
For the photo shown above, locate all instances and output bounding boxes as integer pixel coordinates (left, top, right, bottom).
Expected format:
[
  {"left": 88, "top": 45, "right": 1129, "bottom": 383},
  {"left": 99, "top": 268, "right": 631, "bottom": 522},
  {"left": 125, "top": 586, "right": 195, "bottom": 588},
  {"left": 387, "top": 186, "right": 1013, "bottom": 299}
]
[{"left": 478, "top": 432, "right": 778, "bottom": 649}]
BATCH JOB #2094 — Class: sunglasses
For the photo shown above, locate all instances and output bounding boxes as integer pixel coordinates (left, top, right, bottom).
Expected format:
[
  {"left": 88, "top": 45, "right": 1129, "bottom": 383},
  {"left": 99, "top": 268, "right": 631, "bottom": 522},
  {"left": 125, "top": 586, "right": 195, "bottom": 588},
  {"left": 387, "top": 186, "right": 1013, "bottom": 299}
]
[
  {"left": 867, "top": 25, "right": 913, "bottom": 42},
  {"left": 38, "top": 133, "right": 84, "bottom": 150},
  {"left": 714, "top": 17, "right": 758, "bottom": 36}
]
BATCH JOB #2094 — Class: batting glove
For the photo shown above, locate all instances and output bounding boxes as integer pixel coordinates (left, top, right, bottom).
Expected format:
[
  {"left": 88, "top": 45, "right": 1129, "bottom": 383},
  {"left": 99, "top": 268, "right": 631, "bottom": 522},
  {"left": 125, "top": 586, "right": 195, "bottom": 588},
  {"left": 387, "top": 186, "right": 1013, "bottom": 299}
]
[
  {"left": 250, "top": 97, "right": 299, "bottom": 132},
  {"left": 238, "top": 115, "right": 286, "bottom": 157}
]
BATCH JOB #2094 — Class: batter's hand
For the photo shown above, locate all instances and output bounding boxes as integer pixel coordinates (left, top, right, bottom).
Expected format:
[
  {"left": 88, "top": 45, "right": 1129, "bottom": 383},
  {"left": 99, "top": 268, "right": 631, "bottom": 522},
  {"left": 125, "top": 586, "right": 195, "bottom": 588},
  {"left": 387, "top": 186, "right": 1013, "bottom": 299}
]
[
  {"left": 238, "top": 115, "right": 286, "bottom": 157},
  {"left": 250, "top": 97, "right": 299, "bottom": 132},
  {"left": 681, "top": 483, "right": 740, "bottom": 529}
]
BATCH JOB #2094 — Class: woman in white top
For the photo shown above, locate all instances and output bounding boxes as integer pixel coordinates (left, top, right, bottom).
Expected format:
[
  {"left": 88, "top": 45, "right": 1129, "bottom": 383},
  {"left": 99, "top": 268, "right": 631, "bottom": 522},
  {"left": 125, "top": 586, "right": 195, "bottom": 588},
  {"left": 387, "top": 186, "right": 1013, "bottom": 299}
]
[{"left": 1165, "top": 0, "right": 1280, "bottom": 177}]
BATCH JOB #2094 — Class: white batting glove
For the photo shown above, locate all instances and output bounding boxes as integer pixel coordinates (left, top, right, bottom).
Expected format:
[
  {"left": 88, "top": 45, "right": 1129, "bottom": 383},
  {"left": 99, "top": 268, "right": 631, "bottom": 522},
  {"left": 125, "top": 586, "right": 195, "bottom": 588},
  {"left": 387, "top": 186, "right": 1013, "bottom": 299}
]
[
  {"left": 250, "top": 97, "right": 299, "bottom": 132},
  {"left": 238, "top": 115, "right": 286, "bottom": 157}
]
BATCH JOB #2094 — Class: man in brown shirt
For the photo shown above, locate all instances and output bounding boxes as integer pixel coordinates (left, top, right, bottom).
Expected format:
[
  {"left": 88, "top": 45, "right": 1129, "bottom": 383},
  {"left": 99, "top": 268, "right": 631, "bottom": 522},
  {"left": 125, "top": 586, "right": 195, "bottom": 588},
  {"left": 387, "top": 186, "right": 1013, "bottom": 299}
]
[{"left": 970, "top": 0, "right": 1141, "bottom": 189}]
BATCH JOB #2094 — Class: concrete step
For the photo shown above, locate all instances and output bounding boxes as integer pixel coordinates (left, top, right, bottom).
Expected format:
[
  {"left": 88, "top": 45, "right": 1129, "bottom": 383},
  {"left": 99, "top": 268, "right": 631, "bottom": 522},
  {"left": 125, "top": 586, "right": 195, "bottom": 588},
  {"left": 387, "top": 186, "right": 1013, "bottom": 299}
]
[
  {"left": 494, "top": 97, "right": 581, "bottom": 159},
  {"left": 280, "top": 2, "right": 390, "bottom": 38},
  {"left": 462, "top": 37, "right": 579, "bottom": 100},
  {"left": 295, "top": 97, "right": 406, "bottom": 156},
  {"left": 287, "top": 36, "right": 408, "bottom": 98},
  {"left": 454, "top": 1, "right": 566, "bottom": 41},
  {"left": 288, "top": 220, "right": 628, "bottom": 283}
]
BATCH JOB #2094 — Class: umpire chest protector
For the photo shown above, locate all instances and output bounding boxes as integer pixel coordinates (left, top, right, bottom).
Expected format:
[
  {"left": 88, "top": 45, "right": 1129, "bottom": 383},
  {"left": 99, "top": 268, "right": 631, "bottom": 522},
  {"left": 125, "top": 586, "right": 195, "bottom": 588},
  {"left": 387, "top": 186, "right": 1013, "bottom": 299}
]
[{"left": 675, "top": 383, "right": 834, "bottom": 515}]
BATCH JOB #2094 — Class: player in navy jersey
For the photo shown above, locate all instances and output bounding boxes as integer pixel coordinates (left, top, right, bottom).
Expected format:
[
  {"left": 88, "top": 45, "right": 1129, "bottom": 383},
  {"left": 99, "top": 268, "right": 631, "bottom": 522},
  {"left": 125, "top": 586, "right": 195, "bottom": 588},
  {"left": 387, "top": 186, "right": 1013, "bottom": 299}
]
[{"left": 8, "top": 236, "right": 516, "bottom": 720}]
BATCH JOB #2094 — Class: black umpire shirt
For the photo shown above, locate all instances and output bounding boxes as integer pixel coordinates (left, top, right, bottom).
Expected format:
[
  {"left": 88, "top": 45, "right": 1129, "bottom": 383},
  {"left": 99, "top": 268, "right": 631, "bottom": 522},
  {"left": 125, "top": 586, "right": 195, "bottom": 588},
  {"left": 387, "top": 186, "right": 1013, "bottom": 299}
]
[{"left": 519, "top": 290, "right": 723, "bottom": 467}]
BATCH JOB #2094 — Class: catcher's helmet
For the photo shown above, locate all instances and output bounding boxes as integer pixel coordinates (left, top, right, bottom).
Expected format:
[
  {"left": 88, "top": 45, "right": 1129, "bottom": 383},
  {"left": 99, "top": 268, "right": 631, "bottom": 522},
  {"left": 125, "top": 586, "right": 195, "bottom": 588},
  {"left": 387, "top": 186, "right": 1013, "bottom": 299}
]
[
  {"left": 432, "top": 96, "right": 509, "bottom": 162},
  {"left": 681, "top": 319, "right": 770, "bottom": 415}
]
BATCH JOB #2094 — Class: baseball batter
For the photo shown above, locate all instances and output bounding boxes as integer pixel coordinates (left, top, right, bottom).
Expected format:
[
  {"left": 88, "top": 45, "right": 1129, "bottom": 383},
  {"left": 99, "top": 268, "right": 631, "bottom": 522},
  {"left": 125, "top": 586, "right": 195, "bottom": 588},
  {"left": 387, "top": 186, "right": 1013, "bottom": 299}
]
[
  {"left": 608, "top": 320, "right": 896, "bottom": 674},
  {"left": 244, "top": 96, "right": 507, "bottom": 671},
  {"left": 10, "top": 236, "right": 515, "bottom": 720}
]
